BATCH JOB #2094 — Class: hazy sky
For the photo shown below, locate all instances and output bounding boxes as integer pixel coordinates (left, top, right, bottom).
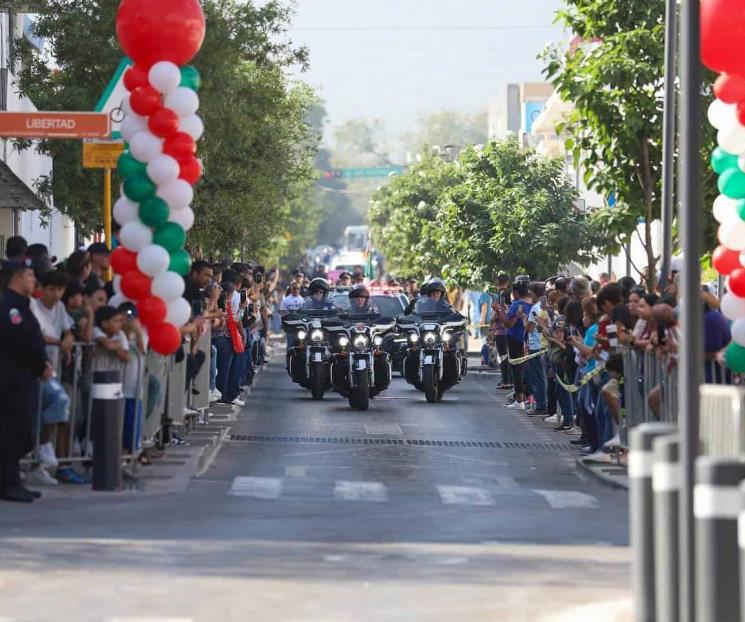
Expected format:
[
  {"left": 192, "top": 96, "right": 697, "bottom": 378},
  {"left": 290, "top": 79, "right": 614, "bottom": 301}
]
[{"left": 280, "top": 0, "right": 566, "bottom": 141}]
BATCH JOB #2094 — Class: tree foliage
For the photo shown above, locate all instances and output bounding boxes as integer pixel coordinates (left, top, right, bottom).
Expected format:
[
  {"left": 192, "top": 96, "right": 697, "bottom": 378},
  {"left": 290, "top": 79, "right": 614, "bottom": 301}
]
[
  {"left": 15, "top": 0, "right": 318, "bottom": 258},
  {"left": 400, "top": 109, "right": 488, "bottom": 156}
]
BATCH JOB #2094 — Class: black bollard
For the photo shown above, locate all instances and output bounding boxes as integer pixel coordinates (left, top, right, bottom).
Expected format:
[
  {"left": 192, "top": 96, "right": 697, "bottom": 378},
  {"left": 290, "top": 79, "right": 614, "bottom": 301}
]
[
  {"left": 653, "top": 434, "right": 680, "bottom": 622},
  {"left": 90, "top": 369, "right": 124, "bottom": 491}
]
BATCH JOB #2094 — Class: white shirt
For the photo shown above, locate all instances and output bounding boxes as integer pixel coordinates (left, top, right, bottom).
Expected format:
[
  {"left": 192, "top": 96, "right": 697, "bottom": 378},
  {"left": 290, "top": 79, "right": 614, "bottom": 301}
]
[
  {"left": 280, "top": 294, "right": 304, "bottom": 312},
  {"left": 30, "top": 298, "right": 73, "bottom": 370}
]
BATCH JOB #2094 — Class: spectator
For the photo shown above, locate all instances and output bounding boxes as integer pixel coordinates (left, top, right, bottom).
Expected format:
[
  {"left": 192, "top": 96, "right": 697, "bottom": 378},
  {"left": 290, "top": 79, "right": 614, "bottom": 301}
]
[
  {"left": 86, "top": 243, "right": 111, "bottom": 290},
  {"left": 525, "top": 282, "right": 549, "bottom": 416},
  {"left": 27, "top": 243, "right": 55, "bottom": 278},
  {"left": 63, "top": 281, "right": 93, "bottom": 343},
  {"left": 64, "top": 250, "right": 92, "bottom": 288},
  {"left": 569, "top": 276, "right": 590, "bottom": 300},
  {"left": 117, "top": 303, "right": 147, "bottom": 455},
  {"left": 502, "top": 280, "right": 533, "bottom": 410},
  {"left": 83, "top": 283, "right": 108, "bottom": 313},
  {"left": 212, "top": 269, "right": 245, "bottom": 407},
  {"left": 184, "top": 260, "right": 214, "bottom": 306},
  {"left": 5, "top": 235, "right": 27, "bottom": 264}
]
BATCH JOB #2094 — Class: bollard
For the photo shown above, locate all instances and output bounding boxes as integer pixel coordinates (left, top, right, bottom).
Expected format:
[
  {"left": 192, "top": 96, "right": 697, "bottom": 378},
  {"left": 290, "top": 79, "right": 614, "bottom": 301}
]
[
  {"left": 694, "top": 457, "right": 745, "bottom": 622},
  {"left": 630, "top": 422, "right": 677, "bottom": 622},
  {"left": 90, "top": 370, "right": 124, "bottom": 491},
  {"left": 652, "top": 434, "right": 680, "bottom": 622}
]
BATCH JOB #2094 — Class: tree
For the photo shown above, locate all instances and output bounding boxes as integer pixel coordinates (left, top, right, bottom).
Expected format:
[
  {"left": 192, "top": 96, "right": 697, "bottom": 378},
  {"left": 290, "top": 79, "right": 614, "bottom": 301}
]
[
  {"left": 541, "top": 0, "right": 717, "bottom": 284},
  {"left": 15, "top": 0, "right": 318, "bottom": 258},
  {"left": 437, "top": 139, "right": 602, "bottom": 284},
  {"left": 400, "top": 109, "right": 488, "bottom": 156},
  {"left": 331, "top": 118, "right": 391, "bottom": 168}
]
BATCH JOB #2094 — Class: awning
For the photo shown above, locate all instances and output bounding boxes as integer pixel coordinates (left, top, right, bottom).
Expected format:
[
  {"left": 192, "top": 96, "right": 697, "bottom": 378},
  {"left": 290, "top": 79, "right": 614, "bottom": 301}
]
[{"left": 0, "top": 158, "right": 46, "bottom": 211}]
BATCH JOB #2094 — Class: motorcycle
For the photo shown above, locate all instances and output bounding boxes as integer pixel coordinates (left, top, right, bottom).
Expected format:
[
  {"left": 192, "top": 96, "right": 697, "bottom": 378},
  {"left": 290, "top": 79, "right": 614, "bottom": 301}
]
[
  {"left": 329, "top": 313, "right": 396, "bottom": 410},
  {"left": 283, "top": 309, "right": 340, "bottom": 400},
  {"left": 397, "top": 312, "right": 468, "bottom": 403}
]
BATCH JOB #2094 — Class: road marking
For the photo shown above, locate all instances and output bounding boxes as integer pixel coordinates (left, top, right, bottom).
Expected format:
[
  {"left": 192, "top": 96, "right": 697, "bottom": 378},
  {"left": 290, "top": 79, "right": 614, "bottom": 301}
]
[
  {"left": 228, "top": 476, "right": 282, "bottom": 499},
  {"left": 534, "top": 489, "right": 599, "bottom": 510},
  {"left": 285, "top": 466, "right": 307, "bottom": 477},
  {"left": 437, "top": 485, "right": 495, "bottom": 506},
  {"left": 334, "top": 480, "right": 388, "bottom": 502},
  {"left": 364, "top": 422, "right": 403, "bottom": 435},
  {"left": 495, "top": 476, "right": 520, "bottom": 489},
  {"left": 107, "top": 619, "right": 194, "bottom": 622},
  {"left": 543, "top": 598, "right": 632, "bottom": 622}
]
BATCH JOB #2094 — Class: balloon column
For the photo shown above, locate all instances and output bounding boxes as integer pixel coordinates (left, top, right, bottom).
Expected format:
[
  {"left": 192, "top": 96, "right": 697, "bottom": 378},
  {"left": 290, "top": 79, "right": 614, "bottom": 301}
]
[{"left": 110, "top": 0, "right": 205, "bottom": 355}]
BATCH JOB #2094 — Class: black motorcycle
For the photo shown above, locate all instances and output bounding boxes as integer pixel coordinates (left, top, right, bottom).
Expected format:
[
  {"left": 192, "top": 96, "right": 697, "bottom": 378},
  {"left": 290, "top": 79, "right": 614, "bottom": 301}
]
[
  {"left": 329, "top": 313, "right": 396, "bottom": 410},
  {"left": 397, "top": 312, "right": 468, "bottom": 403}
]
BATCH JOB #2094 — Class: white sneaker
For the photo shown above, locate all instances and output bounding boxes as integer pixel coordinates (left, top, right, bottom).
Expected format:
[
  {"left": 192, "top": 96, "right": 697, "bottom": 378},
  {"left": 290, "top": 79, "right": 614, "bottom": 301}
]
[
  {"left": 38, "top": 442, "right": 58, "bottom": 470},
  {"left": 209, "top": 389, "right": 222, "bottom": 402},
  {"left": 583, "top": 450, "right": 613, "bottom": 464},
  {"left": 232, "top": 398, "right": 246, "bottom": 407},
  {"left": 603, "top": 433, "right": 621, "bottom": 449},
  {"left": 543, "top": 414, "right": 560, "bottom": 424},
  {"left": 183, "top": 406, "right": 199, "bottom": 416},
  {"left": 27, "top": 466, "right": 58, "bottom": 487},
  {"left": 505, "top": 401, "right": 525, "bottom": 410}
]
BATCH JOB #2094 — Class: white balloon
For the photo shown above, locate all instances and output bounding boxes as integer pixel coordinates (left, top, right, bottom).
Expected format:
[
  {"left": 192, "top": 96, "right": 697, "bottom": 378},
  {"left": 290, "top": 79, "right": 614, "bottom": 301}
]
[
  {"left": 719, "top": 220, "right": 745, "bottom": 250},
  {"left": 180, "top": 114, "right": 204, "bottom": 141},
  {"left": 108, "top": 293, "right": 132, "bottom": 308},
  {"left": 136, "top": 244, "right": 171, "bottom": 277},
  {"left": 713, "top": 195, "right": 741, "bottom": 224},
  {"left": 168, "top": 206, "right": 195, "bottom": 231},
  {"left": 722, "top": 293, "right": 745, "bottom": 320},
  {"left": 733, "top": 319, "right": 745, "bottom": 347},
  {"left": 113, "top": 275, "right": 122, "bottom": 295},
  {"left": 121, "top": 114, "right": 148, "bottom": 143},
  {"left": 146, "top": 155, "right": 180, "bottom": 185},
  {"left": 156, "top": 179, "right": 194, "bottom": 210},
  {"left": 166, "top": 297, "right": 192, "bottom": 326},
  {"left": 129, "top": 131, "right": 163, "bottom": 164},
  {"left": 120, "top": 221, "right": 153, "bottom": 253},
  {"left": 165, "top": 87, "right": 200, "bottom": 117},
  {"left": 708, "top": 99, "right": 737, "bottom": 130},
  {"left": 152, "top": 270, "right": 185, "bottom": 302},
  {"left": 122, "top": 94, "right": 133, "bottom": 116},
  {"left": 148, "top": 61, "right": 182, "bottom": 95},
  {"left": 718, "top": 123, "right": 745, "bottom": 155},
  {"left": 113, "top": 197, "right": 139, "bottom": 226}
]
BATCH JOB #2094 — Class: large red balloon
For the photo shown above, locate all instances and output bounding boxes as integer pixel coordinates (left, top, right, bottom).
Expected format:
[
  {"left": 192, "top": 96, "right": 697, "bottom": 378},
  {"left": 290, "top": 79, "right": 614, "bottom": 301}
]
[
  {"left": 179, "top": 157, "right": 203, "bottom": 185},
  {"left": 148, "top": 108, "right": 180, "bottom": 139},
  {"left": 120, "top": 269, "right": 151, "bottom": 301},
  {"left": 713, "top": 245, "right": 743, "bottom": 275},
  {"left": 730, "top": 268, "right": 745, "bottom": 297},
  {"left": 137, "top": 296, "right": 167, "bottom": 327},
  {"left": 110, "top": 247, "right": 138, "bottom": 275},
  {"left": 163, "top": 132, "right": 197, "bottom": 161},
  {"left": 701, "top": 0, "right": 745, "bottom": 76},
  {"left": 123, "top": 65, "right": 149, "bottom": 92},
  {"left": 715, "top": 74, "right": 745, "bottom": 105},
  {"left": 130, "top": 86, "right": 162, "bottom": 117},
  {"left": 149, "top": 321, "right": 182, "bottom": 355},
  {"left": 116, "top": 0, "right": 206, "bottom": 70}
]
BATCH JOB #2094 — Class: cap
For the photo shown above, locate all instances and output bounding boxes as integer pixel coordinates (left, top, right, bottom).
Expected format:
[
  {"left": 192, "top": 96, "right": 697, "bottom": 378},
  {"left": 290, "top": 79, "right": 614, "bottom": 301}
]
[{"left": 88, "top": 242, "right": 110, "bottom": 255}]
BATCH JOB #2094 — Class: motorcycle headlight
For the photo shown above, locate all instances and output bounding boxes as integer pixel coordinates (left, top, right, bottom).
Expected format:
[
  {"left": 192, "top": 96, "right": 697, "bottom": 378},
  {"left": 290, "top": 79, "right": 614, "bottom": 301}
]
[
  {"left": 423, "top": 331, "right": 438, "bottom": 345},
  {"left": 311, "top": 329, "right": 324, "bottom": 342},
  {"left": 353, "top": 335, "right": 370, "bottom": 349},
  {"left": 373, "top": 336, "right": 383, "bottom": 346},
  {"left": 338, "top": 336, "right": 349, "bottom": 347},
  {"left": 409, "top": 333, "right": 419, "bottom": 344},
  {"left": 442, "top": 331, "right": 452, "bottom": 343},
  {"left": 297, "top": 330, "right": 307, "bottom": 340}
]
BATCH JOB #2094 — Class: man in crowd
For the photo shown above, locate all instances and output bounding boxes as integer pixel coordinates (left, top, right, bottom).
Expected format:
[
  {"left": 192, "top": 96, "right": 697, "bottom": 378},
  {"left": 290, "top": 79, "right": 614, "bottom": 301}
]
[
  {"left": 184, "top": 260, "right": 214, "bottom": 307},
  {"left": 86, "top": 243, "right": 111, "bottom": 290}
]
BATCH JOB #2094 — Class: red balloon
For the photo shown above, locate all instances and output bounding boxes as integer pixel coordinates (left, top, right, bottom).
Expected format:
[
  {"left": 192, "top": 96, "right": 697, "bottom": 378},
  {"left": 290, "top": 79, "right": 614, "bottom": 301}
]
[
  {"left": 110, "top": 247, "right": 138, "bottom": 275},
  {"left": 730, "top": 268, "right": 745, "bottom": 297},
  {"left": 148, "top": 108, "right": 180, "bottom": 139},
  {"left": 736, "top": 102, "right": 745, "bottom": 127},
  {"left": 120, "top": 269, "right": 152, "bottom": 301},
  {"left": 701, "top": 0, "right": 745, "bottom": 76},
  {"left": 713, "top": 245, "right": 743, "bottom": 275},
  {"left": 149, "top": 321, "right": 182, "bottom": 355},
  {"left": 163, "top": 132, "right": 197, "bottom": 161},
  {"left": 137, "top": 296, "right": 167, "bottom": 327},
  {"left": 129, "top": 86, "right": 162, "bottom": 117},
  {"left": 179, "top": 157, "right": 203, "bottom": 185},
  {"left": 116, "top": 0, "right": 206, "bottom": 70},
  {"left": 123, "top": 65, "right": 149, "bottom": 92},
  {"left": 715, "top": 74, "right": 745, "bottom": 104}
]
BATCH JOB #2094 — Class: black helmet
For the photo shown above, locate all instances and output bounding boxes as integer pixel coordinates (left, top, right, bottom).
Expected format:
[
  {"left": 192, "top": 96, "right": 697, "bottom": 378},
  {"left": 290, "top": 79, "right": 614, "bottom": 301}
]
[
  {"left": 427, "top": 278, "right": 447, "bottom": 295},
  {"left": 349, "top": 284, "right": 370, "bottom": 299},
  {"left": 308, "top": 277, "right": 329, "bottom": 295}
]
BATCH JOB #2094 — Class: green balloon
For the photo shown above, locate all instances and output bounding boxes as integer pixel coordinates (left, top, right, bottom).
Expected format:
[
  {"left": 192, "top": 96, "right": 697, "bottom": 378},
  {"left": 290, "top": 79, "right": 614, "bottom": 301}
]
[
  {"left": 123, "top": 174, "right": 156, "bottom": 203},
  {"left": 139, "top": 197, "right": 170, "bottom": 228},
  {"left": 154, "top": 222, "right": 186, "bottom": 253},
  {"left": 169, "top": 249, "right": 191, "bottom": 276},
  {"left": 180, "top": 65, "right": 201, "bottom": 92},
  {"left": 719, "top": 168, "right": 745, "bottom": 199},
  {"left": 725, "top": 342, "right": 745, "bottom": 373},
  {"left": 117, "top": 151, "right": 147, "bottom": 178},
  {"left": 736, "top": 199, "right": 745, "bottom": 221},
  {"left": 711, "top": 147, "right": 740, "bottom": 175}
]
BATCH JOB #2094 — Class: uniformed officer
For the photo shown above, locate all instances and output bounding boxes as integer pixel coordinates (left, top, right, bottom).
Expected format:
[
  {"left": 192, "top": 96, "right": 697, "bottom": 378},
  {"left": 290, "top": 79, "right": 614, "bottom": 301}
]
[
  {"left": 302, "top": 278, "right": 336, "bottom": 311},
  {"left": 414, "top": 278, "right": 455, "bottom": 315},
  {"left": 0, "top": 264, "right": 51, "bottom": 502},
  {"left": 346, "top": 285, "right": 380, "bottom": 315}
]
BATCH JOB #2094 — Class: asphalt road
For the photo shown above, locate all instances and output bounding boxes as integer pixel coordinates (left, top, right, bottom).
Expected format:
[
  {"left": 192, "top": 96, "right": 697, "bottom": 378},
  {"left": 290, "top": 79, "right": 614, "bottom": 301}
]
[{"left": 0, "top": 357, "right": 631, "bottom": 622}]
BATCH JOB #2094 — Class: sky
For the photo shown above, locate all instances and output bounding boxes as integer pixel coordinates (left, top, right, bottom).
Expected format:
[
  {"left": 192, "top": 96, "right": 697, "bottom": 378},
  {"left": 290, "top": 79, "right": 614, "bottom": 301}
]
[{"left": 278, "top": 0, "right": 566, "bottom": 143}]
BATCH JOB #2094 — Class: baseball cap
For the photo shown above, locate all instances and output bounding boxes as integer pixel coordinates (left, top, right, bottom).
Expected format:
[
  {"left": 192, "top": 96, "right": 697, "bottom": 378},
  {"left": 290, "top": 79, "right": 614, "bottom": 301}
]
[{"left": 88, "top": 242, "right": 110, "bottom": 255}]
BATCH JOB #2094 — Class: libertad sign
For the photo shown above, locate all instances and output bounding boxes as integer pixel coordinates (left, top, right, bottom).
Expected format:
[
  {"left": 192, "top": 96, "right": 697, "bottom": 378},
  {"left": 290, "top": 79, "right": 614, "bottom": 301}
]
[{"left": 0, "top": 112, "right": 111, "bottom": 139}]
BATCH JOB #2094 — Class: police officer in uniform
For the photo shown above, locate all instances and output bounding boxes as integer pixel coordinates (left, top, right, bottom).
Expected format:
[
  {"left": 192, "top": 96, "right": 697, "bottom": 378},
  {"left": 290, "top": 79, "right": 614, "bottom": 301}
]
[
  {"left": 0, "top": 264, "right": 51, "bottom": 502},
  {"left": 302, "top": 278, "right": 336, "bottom": 311},
  {"left": 346, "top": 285, "right": 380, "bottom": 315},
  {"left": 414, "top": 278, "right": 455, "bottom": 315}
]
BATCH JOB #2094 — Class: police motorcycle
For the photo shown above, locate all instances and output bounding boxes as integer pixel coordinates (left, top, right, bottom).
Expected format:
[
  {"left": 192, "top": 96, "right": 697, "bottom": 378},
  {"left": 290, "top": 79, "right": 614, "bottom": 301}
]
[
  {"left": 397, "top": 279, "right": 468, "bottom": 403},
  {"left": 330, "top": 286, "right": 396, "bottom": 411},
  {"left": 283, "top": 278, "right": 340, "bottom": 400}
]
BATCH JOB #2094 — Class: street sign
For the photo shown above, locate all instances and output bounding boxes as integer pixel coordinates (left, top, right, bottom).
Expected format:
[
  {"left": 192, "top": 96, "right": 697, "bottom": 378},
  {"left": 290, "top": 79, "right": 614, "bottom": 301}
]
[
  {"left": 0, "top": 112, "right": 111, "bottom": 139},
  {"left": 83, "top": 141, "right": 125, "bottom": 169},
  {"left": 322, "top": 166, "right": 404, "bottom": 180},
  {"left": 95, "top": 58, "right": 133, "bottom": 141}
]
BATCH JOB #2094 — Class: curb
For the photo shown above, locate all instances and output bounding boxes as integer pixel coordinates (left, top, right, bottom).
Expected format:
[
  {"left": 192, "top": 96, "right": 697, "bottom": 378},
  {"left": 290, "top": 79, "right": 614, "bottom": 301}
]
[{"left": 575, "top": 456, "right": 629, "bottom": 491}]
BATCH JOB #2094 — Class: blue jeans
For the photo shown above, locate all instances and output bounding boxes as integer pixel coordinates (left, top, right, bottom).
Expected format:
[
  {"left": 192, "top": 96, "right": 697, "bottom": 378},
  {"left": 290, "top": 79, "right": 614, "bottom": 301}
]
[
  {"left": 553, "top": 369, "right": 574, "bottom": 426},
  {"left": 41, "top": 378, "right": 70, "bottom": 426},
  {"left": 213, "top": 336, "right": 239, "bottom": 403},
  {"left": 209, "top": 344, "right": 218, "bottom": 391},
  {"left": 525, "top": 351, "right": 547, "bottom": 410}
]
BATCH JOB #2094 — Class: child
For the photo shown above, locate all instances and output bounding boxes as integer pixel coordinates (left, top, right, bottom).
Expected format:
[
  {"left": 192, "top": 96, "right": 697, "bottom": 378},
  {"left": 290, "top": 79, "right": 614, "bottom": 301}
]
[
  {"left": 93, "top": 306, "right": 130, "bottom": 370},
  {"left": 117, "top": 303, "right": 147, "bottom": 454}
]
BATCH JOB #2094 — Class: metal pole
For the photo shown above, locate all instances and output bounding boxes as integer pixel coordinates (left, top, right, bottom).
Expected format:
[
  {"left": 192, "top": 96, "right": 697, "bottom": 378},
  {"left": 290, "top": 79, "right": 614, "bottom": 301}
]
[
  {"left": 104, "top": 167, "right": 113, "bottom": 281},
  {"left": 660, "top": 0, "right": 678, "bottom": 289},
  {"left": 654, "top": 434, "right": 681, "bottom": 622},
  {"left": 90, "top": 369, "right": 124, "bottom": 491},
  {"left": 678, "top": 0, "right": 703, "bottom": 620}
]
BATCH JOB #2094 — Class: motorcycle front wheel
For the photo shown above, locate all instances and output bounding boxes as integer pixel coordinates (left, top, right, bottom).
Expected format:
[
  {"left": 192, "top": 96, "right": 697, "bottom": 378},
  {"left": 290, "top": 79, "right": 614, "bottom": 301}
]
[
  {"left": 349, "top": 369, "right": 370, "bottom": 411},
  {"left": 310, "top": 362, "right": 325, "bottom": 400},
  {"left": 422, "top": 365, "right": 439, "bottom": 404}
]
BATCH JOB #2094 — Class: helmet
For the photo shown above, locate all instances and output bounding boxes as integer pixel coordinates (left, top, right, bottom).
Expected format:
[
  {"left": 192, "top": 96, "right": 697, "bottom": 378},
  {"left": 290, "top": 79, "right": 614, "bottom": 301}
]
[
  {"left": 308, "top": 277, "right": 329, "bottom": 295},
  {"left": 427, "top": 278, "right": 447, "bottom": 295},
  {"left": 349, "top": 284, "right": 370, "bottom": 299}
]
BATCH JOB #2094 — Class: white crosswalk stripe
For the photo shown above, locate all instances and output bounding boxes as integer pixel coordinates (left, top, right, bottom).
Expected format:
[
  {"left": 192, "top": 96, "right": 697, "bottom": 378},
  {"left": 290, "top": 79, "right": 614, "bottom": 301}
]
[
  {"left": 437, "top": 485, "right": 495, "bottom": 506},
  {"left": 107, "top": 618, "right": 194, "bottom": 622},
  {"left": 334, "top": 480, "right": 388, "bottom": 502},
  {"left": 228, "top": 476, "right": 283, "bottom": 499},
  {"left": 534, "top": 489, "right": 599, "bottom": 509}
]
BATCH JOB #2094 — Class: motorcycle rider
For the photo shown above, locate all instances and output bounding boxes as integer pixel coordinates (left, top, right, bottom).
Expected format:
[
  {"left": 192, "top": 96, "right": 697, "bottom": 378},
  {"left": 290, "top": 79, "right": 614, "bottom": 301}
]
[
  {"left": 302, "top": 278, "right": 336, "bottom": 311},
  {"left": 346, "top": 284, "right": 380, "bottom": 315},
  {"left": 414, "top": 278, "right": 455, "bottom": 314}
]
